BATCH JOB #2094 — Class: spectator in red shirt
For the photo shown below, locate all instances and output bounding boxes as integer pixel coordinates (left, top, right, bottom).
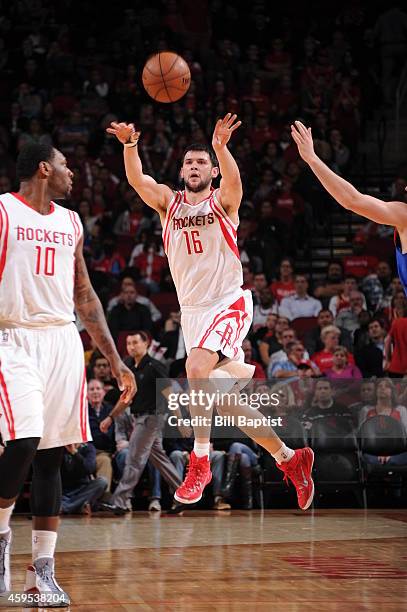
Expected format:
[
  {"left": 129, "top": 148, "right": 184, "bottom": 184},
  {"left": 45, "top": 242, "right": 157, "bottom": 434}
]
[
  {"left": 270, "top": 257, "right": 296, "bottom": 304},
  {"left": 312, "top": 325, "right": 355, "bottom": 373},
  {"left": 329, "top": 275, "right": 366, "bottom": 317},
  {"left": 273, "top": 176, "right": 305, "bottom": 226},
  {"left": 242, "top": 339, "right": 266, "bottom": 379},
  {"left": 131, "top": 240, "right": 167, "bottom": 293},
  {"left": 342, "top": 236, "right": 379, "bottom": 278},
  {"left": 384, "top": 305, "right": 407, "bottom": 377}
]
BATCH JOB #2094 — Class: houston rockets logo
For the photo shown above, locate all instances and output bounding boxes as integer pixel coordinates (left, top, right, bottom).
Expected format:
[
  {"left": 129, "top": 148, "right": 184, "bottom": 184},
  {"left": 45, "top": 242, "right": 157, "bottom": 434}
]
[{"left": 215, "top": 323, "right": 233, "bottom": 348}]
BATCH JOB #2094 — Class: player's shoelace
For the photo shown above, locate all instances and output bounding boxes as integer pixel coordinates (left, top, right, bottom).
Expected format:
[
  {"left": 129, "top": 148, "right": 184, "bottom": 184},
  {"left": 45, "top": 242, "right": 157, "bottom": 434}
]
[{"left": 183, "top": 462, "right": 207, "bottom": 491}]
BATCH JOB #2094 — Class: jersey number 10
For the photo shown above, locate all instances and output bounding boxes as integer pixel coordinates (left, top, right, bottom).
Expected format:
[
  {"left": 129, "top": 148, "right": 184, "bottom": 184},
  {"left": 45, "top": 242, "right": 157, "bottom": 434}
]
[
  {"left": 35, "top": 246, "right": 56, "bottom": 276},
  {"left": 183, "top": 230, "right": 203, "bottom": 255}
]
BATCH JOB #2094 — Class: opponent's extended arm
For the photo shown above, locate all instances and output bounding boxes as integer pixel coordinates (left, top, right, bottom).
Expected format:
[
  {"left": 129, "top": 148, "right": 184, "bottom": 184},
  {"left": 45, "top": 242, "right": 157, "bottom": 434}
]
[
  {"left": 212, "top": 113, "right": 243, "bottom": 215},
  {"left": 73, "top": 236, "right": 136, "bottom": 402},
  {"left": 291, "top": 121, "right": 407, "bottom": 228},
  {"left": 106, "top": 122, "right": 173, "bottom": 214}
]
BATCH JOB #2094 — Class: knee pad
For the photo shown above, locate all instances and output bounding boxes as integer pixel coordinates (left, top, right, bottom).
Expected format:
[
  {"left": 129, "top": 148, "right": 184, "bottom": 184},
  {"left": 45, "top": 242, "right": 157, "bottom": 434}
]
[
  {"left": 31, "top": 447, "right": 64, "bottom": 516},
  {"left": 0, "top": 437, "right": 40, "bottom": 499}
]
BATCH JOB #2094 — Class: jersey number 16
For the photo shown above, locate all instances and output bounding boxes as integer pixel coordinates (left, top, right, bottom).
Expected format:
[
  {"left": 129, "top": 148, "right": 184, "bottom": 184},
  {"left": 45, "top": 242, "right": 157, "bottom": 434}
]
[{"left": 183, "top": 230, "right": 203, "bottom": 255}]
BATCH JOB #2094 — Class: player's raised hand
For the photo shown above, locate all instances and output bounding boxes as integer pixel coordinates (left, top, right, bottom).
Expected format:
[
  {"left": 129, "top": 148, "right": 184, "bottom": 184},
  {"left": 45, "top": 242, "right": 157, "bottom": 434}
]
[
  {"left": 111, "top": 361, "right": 137, "bottom": 403},
  {"left": 291, "top": 121, "right": 317, "bottom": 165},
  {"left": 212, "top": 113, "right": 241, "bottom": 151},
  {"left": 106, "top": 121, "right": 141, "bottom": 145}
]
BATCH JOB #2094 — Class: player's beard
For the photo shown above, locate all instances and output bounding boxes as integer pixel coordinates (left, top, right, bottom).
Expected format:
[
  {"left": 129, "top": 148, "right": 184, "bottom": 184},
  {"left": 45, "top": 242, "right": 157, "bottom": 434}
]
[{"left": 184, "top": 175, "right": 212, "bottom": 193}]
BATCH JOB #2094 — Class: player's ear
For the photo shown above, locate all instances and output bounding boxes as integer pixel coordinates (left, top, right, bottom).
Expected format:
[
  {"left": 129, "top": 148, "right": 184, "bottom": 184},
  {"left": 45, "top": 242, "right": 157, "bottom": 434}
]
[
  {"left": 211, "top": 166, "right": 219, "bottom": 178},
  {"left": 39, "top": 161, "right": 50, "bottom": 178}
]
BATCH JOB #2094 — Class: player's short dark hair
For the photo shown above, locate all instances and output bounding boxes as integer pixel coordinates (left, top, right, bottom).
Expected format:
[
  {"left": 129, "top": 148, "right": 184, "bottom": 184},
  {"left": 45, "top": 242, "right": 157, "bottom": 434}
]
[
  {"left": 182, "top": 143, "right": 218, "bottom": 167},
  {"left": 16, "top": 143, "right": 56, "bottom": 182}
]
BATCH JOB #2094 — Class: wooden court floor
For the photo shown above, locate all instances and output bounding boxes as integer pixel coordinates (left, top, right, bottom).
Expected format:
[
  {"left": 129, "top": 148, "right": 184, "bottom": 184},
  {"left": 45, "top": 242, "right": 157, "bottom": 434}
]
[{"left": 4, "top": 509, "right": 407, "bottom": 611}]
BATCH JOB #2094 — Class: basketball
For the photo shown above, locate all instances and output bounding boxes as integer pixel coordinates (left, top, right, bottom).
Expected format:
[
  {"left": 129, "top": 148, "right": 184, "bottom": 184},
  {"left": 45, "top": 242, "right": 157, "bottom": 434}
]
[{"left": 142, "top": 51, "right": 191, "bottom": 103}]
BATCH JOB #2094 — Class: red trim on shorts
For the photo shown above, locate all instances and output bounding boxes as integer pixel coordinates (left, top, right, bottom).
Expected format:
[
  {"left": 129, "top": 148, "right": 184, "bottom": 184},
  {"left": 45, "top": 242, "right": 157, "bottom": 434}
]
[
  {"left": 12, "top": 192, "right": 55, "bottom": 215},
  {"left": 198, "top": 295, "right": 248, "bottom": 351},
  {"left": 0, "top": 362, "right": 15, "bottom": 440},
  {"left": 0, "top": 200, "right": 9, "bottom": 283},
  {"left": 198, "top": 310, "right": 241, "bottom": 350},
  {"left": 79, "top": 368, "right": 87, "bottom": 441},
  {"left": 210, "top": 200, "right": 240, "bottom": 259}
]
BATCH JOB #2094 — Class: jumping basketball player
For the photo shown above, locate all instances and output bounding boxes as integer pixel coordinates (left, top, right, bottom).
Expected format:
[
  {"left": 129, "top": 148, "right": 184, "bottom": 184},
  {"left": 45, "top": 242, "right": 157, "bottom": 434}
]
[
  {"left": 291, "top": 120, "right": 407, "bottom": 293},
  {"left": 107, "top": 114, "right": 314, "bottom": 510},
  {"left": 0, "top": 143, "right": 136, "bottom": 606}
]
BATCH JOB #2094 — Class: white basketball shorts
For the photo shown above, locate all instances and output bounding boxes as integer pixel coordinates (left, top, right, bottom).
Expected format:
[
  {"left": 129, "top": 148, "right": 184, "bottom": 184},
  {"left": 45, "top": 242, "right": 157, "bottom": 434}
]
[
  {"left": 181, "top": 289, "right": 255, "bottom": 384},
  {"left": 0, "top": 323, "right": 90, "bottom": 449}
]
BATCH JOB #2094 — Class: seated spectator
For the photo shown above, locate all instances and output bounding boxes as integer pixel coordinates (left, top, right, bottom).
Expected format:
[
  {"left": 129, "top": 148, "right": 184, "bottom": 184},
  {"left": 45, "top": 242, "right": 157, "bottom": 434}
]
[
  {"left": 349, "top": 379, "right": 376, "bottom": 423},
  {"left": 384, "top": 304, "right": 407, "bottom": 377},
  {"left": 359, "top": 379, "right": 407, "bottom": 466},
  {"left": 335, "top": 290, "right": 368, "bottom": 336},
  {"left": 113, "top": 193, "right": 151, "bottom": 238},
  {"left": 242, "top": 338, "right": 266, "bottom": 379},
  {"left": 361, "top": 260, "right": 393, "bottom": 311},
  {"left": 87, "top": 379, "right": 115, "bottom": 496},
  {"left": 159, "top": 311, "right": 186, "bottom": 361},
  {"left": 304, "top": 308, "right": 352, "bottom": 354},
  {"left": 61, "top": 443, "right": 107, "bottom": 514},
  {"left": 342, "top": 237, "right": 379, "bottom": 279},
  {"left": 355, "top": 318, "right": 386, "bottom": 377},
  {"left": 267, "top": 328, "right": 311, "bottom": 378},
  {"left": 253, "top": 289, "right": 278, "bottom": 331},
  {"left": 301, "top": 379, "right": 353, "bottom": 430},
  {"left": 92, "top": 238, "right": 126, "bottom": 276},
  {"left": 312, "top": 325, "right": 355, "bottom": 373},
  {"left": 258, "top": 315, "right": 288, "bottom": 367},
  {"left": 328, "top": 275, "right": 366, "bottom": 317},
  {"left": 270, "top": 341, "right": 320, "bottom": 382},
  {"left": 251, "top": 272, "right": 269, "bottom": 305},
  {"left": 279, "top": 275, "right": 322, "bottom": 320},
  {"left": 270, "top": 257, "right": 296, "bottom": 304},
  {"left": 88, "top": 351, "right": 120, "bottom": 404},
  {"left": 107, "top": 273, "right": 162, "bottom": 322},
  {"left": 313, "top": 260, "right": 344, "bottom": 304},
  {"left": 325, "top": 346, "right": 362, "bottom": 380},
  {"left": 108, "top": 284, "right": 153, "bottom": 341},
  {"left": 131, "top": 239, "right": 167, "bottom": 293},
  {"left": 378, "top": 290, "right": 407, "bottom": 329},
  {"left": 221, "top": 440, "right": 260, "bottom": 510}
]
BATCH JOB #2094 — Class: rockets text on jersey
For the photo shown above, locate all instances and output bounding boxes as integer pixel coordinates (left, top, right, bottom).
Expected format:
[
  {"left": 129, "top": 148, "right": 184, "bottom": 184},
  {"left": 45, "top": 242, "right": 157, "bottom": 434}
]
[
  {"left": 0, "top": 192, "right": 82, "bottom": 327},
  {"left": 162, "top": 189, "right": 243, "bottom": 308}
]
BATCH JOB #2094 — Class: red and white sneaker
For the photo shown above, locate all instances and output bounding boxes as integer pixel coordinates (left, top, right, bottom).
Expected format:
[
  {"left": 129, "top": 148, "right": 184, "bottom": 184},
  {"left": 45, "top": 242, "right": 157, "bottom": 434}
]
[
  {"left": 277, "top": 447, "right": 315, "bottom": 510},
  {"left": 174, "top": 451, "right": 212, "bottom": 504},
  {"left": 24, "top": 557, "right": 70, "bottom": 607}
]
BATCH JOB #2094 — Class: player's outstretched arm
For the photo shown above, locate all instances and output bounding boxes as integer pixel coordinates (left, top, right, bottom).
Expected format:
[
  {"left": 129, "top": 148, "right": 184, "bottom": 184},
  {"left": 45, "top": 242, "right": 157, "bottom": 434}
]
[
  {"left": 291, "top": 120, "right": 407, "bottom": 228},
  {"left": 106, "top": 121, "right": 173, "bottom": 215},
  {"left": 212, "top": 113, "right": 243, "bottom": 216},
  {"left": 73, "top": 236, "right": 136, "bottom": 403}
]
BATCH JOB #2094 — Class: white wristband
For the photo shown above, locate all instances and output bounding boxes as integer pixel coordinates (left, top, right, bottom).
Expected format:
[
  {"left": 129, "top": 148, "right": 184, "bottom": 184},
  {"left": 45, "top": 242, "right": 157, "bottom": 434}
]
[{"left": 124, "top": 140, "right": 138, "bottom": 148}]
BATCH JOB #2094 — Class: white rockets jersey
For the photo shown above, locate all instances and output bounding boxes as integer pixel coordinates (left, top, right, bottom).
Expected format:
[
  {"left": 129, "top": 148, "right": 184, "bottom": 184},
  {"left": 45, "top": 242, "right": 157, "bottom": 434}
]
[
  {"left": 162, "top": 189, "right": 243, "bottom": 307},
  {"left": 0, "top": 192, "right": 82, "bottom": 328}
]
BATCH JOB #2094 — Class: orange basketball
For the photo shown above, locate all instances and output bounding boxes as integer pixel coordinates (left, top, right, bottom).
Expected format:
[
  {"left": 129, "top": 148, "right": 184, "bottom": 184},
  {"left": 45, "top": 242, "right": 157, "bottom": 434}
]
[{"left": 142, "top": 51, "right": 191, "bottom": 103}]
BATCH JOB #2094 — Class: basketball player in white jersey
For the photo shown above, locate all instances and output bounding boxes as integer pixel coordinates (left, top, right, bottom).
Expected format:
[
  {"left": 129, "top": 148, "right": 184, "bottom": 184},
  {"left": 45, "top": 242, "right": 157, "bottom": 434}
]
[
  {"left": 0, "top": 143, "right": 136, "bottom": 606},
  {"left": 107, "top": 114, "right": 314, "bottom": 510}
]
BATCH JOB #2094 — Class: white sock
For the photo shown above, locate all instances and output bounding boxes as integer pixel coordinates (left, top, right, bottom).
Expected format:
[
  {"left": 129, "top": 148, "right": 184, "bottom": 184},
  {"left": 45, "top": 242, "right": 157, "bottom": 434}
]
[
  {"left": 32, "top": 530, "right": 57, "bottom": 562},
  {"left": 0, "top": 504, "right": 14, "bottom": 534},
  {"left": 193, "top": 442, "right": 210, "bottom": 458},
  {"left": 272, "top": 443, "right": 295, "bottom": 464}
]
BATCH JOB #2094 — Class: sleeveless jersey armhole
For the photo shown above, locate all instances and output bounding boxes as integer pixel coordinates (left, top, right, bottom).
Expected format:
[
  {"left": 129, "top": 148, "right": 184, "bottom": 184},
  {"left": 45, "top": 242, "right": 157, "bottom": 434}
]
[{"left": 212, "top": 189, "right": 239, "bottom": 229}]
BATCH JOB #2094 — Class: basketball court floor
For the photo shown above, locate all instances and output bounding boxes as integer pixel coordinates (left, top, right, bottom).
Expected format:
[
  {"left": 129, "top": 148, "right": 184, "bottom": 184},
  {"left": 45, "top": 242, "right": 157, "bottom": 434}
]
[{"left": 4, "top": 509, "right": 406, "bottom": 611}]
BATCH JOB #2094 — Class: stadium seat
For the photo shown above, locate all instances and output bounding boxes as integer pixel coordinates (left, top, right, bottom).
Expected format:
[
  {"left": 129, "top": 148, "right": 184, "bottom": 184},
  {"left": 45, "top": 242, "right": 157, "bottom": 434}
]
[
  {"left": 150, "top": 292, "right": 179, "bottom": 320},
  {"left": 310, "top": 416, "right": 366, "bottom": 508},
  {"left": 291, "top": 317, "right": 318, "bottom": 340}
]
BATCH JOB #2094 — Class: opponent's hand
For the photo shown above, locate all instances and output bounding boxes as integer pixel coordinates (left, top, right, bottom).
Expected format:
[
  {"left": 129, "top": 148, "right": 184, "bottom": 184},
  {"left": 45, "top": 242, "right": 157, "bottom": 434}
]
[
  {"left": 106, "top": 121, "right": 141, "bottom": 145},
  {"left": 212, "top": 113, "right": 241, "bottom": 151},
  {"left": 291, "top": 120, "right": 317, "bottom": 165},
  {"left": 111, "top": 361, "right": 137, "bottom": 403}
]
